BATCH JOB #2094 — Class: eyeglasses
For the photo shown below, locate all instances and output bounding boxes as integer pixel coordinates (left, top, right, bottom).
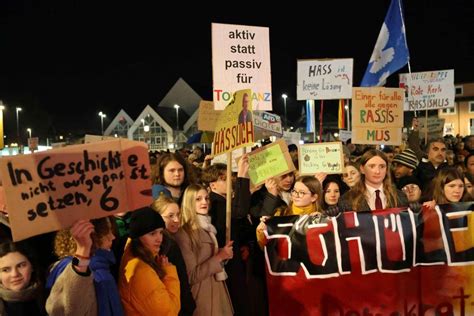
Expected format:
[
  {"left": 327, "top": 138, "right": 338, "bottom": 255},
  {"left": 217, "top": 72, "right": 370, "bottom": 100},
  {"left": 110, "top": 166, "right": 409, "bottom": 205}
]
[
  {"left": 290, "top": 189, "right": 311, "bottom": 197},
  {"left": 163, "top": 213, "right": 180, "bottom": 221},
  {"left": 402, "top": 184, "right": 420, "bottom": 192}
]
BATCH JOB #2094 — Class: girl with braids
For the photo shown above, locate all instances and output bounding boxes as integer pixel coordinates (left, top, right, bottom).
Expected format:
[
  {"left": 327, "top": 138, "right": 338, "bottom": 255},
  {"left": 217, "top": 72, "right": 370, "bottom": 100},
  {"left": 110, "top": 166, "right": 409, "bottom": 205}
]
[
  {"left": 338, "top": 149, "right": 408, "bottom": 213},
  {"left": 174, "top": 184, "right": 234, "bottom": 316},
  {"left": 119, "top": 207, "right": 180, "bottom": 315}
]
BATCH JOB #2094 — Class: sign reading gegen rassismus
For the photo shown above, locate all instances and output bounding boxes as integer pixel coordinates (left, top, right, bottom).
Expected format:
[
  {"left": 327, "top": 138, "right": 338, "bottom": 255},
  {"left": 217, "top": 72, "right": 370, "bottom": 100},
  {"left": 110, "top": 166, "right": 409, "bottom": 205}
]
[
  {"left": 399, "top": 69, "right": 455, "bottom": 111},
  {"left": 0, "top": 139, "right": 153, "bottom": 241},
  {"left": 212, "top": 23, "right": 272, "bottom": 111},
  {"left": 352, "top": 87, "right": 404, "bottom": 145}
]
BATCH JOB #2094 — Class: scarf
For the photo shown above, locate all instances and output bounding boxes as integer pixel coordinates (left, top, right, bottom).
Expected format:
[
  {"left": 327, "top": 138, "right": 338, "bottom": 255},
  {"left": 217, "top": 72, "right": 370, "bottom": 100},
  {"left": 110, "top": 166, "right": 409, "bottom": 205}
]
[
  {"left": 291, "top": 204, "right": 316, "bottom": 215},
  {"left": 46, "top": 250, "right": 123, "bottom": 316},
  {"left": 89, "top": 249, "right": 123, "bottom": 316},
  {"left": 196, "top": 214, "right": 228, "bottom": 281},
  {"left": 0, "top": 281, "right": 39, "bottom": 302}
]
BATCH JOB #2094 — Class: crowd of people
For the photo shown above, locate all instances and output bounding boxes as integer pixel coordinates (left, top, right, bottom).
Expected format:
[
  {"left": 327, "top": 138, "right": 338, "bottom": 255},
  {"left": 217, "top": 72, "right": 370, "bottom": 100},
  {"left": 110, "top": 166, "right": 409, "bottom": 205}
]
[{"left": 0, "top": 126, "right": 474, "bottom": 315}]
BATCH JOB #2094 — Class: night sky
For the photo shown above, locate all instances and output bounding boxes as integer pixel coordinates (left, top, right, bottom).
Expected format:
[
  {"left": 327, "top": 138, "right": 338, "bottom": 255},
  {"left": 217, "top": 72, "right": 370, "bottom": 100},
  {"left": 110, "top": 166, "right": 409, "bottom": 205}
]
[{"left": 0, "top": 1, "right": 473, "bottom": 142}]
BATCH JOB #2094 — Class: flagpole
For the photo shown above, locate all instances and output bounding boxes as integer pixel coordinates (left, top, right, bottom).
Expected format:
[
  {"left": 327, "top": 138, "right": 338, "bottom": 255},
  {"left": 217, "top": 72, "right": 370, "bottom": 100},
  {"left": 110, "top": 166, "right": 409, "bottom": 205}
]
[
  {"left": 397, "top": 0, "right": 416, "bottom": 119},
  {"left": 319, "top": 100, "right": 324, "bottom": 143},
  {"left": 346, "top": 99, "right": 351, "bottom": 131}
]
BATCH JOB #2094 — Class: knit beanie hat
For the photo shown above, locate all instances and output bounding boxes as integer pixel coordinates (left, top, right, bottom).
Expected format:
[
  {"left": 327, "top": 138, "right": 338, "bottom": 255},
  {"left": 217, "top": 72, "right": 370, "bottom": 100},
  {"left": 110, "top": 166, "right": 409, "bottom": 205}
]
[
  {"left": 392, "top": 148, "right": 419, "bottom": 170},
  {"left": 129, "top": 207, "right": 165, "bottom": 239},
  {"left": 397, "top": 175, "right": 421, "bottom": 190}
]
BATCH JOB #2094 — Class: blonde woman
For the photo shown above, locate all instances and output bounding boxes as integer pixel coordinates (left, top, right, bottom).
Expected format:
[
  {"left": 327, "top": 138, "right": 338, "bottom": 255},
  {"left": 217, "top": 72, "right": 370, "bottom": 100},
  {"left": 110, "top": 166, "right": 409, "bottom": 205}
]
[
  {"left": 152, "top": 196, "right": 196, "bottom": 316},
  {"left": 174, "top": 184, "right": 234, "bottom": 316}
]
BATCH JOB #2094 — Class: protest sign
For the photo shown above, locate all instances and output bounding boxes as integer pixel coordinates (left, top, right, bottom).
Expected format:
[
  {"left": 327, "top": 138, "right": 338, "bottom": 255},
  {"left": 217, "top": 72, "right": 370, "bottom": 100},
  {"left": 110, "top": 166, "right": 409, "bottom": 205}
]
[
  {"left": 297, "top": 58, "right": 353, "bottom": 100},
  {"left": 197, "top": 100, "right": 221, "bottom": 132},
  {"left": 253, "top": 111, "right": 283, "bottom": 140},
  {"left": 84, "top": 134, "right": 118, "bottom": 143},
  {"left": 282, "top": 131, "right": 301, "bottom": 146},
  {"left": 264, "top": 203, "right": 474, "bottom": 315},
  {"left": 417, "top": 116, "right": 445, "bottom": 139},
  {"left": 212, "top": 23, "right": 272, "bottom": 111},
  {"left": 338, "top": 129, "right": 352, "bottom": 143},
  {"left": 298, "top": 142, "right": 344, "bottom": 175},
  {"left": 247, "top": 139, "right": 295, "bottom": 186},
  {"left": 28, "top": 137, "right": 39, "bottom": 151},
  {"left": 212, "top": 146, "right": 251, "bottom": 172},
  {"left": 399, "top": 69, "right": 455, "bottom": 111},
  {"left": 352, "top": 87, "right": 404, "bottom": 145},
  {"left": 212, "top": 89, "right": 255, "bottom": 156},
  {"left": 0, "top": 139, "right": 152, "bottom": 241}
]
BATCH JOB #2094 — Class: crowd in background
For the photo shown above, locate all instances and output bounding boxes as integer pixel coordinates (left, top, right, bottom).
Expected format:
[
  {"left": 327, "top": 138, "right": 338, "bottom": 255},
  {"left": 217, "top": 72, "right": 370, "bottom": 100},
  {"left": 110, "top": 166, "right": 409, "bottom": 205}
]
[{"left": 0, "top": 123, "right": 474, "bottom": 315}]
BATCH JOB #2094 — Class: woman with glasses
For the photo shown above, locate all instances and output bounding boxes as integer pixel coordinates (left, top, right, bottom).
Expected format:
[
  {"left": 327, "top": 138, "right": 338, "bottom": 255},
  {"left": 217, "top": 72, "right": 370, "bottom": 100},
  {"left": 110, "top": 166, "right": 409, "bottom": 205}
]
[
  {"left": 152, "top": 195, "right": 196, "bottom": 316},
  {"left": 256, "top": 175, "right": 325, "bottom": 248},
  {"left": 397, "top": 176, "right": 423, "bottom": 212},
  {"left": 338, "top": 150, "right": 408, "bottom": 213}
]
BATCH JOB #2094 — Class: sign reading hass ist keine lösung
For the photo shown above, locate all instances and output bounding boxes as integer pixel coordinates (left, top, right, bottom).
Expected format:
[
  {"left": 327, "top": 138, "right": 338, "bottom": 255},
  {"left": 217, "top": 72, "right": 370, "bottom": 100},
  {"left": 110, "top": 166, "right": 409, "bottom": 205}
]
[{"left": 212, "top": 89, "right": 255, "bottom": 156}]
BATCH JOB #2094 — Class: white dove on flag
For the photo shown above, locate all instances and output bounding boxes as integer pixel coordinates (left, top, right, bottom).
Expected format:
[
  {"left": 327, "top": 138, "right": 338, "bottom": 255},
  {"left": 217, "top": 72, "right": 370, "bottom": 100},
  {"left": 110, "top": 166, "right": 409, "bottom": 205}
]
[
  {"left": 360, "top": 0, "right": 409, "bottom": 87},
  {"left": 368, "top": 23, "right": 395, "bottom": 74}
]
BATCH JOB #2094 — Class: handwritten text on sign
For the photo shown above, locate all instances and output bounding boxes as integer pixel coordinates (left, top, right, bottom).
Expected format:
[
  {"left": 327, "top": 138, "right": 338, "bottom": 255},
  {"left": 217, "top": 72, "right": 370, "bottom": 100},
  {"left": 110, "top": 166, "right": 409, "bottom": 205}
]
[
  {"left": 297, "top": 58, "right": 353, "bottom": 100},
  {"left": 248, "top": 139, "right": 295, "bottom": 186},
  {"left": 298, "top": 142, "right": 344, "bottom": 175},
  {"left": 399, "top": 69, "right": 455, "bottom": 111},
  {"left": 0, "top": 139, "right": 152, "bottom": 241},
  {"left": 352, "top": 87, "right": 404, "bottom": 145}
]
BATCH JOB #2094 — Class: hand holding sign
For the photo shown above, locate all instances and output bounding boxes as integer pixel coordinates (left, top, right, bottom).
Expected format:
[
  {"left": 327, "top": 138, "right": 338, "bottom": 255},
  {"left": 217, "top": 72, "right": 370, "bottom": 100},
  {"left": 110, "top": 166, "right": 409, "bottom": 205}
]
[{"left": 0, "top": 139, "right": 152, "bottom": 241}]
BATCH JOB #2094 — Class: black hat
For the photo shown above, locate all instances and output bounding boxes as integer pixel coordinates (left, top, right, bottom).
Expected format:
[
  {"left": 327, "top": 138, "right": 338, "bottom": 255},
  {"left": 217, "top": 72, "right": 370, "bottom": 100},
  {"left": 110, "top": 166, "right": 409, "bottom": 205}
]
[
  {"left": 397, "top": 175, "right": 421, "bottom": 190},
  {"left": 393, "top": 148, "right": 419, "bottom": 170},
  {"left": 129, "top": 207, "right": 165, "bottom": 239}
]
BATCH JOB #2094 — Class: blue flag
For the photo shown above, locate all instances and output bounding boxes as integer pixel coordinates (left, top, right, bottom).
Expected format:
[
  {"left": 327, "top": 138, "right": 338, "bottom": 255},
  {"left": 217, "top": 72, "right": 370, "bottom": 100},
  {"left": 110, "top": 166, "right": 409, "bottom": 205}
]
[
  {"left": 361, "top": 0, "right": 409, "bottom": 86},
  {"left": 306, "top": 100, "right": 315, "bottom": 133}
]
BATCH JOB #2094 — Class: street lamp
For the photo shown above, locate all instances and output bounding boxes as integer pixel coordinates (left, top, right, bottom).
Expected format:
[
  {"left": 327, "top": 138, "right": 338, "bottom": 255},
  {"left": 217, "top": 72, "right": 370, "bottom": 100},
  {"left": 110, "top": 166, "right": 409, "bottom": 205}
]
[
  {"left": 27, "top": 128, "right": 32, "bottom": 138},
  {"left": 98, "top": 111, "right": 106, "bottom": 135},
  {"left": 16, "top": 107, "right": 22, "bottom": 145},
  {"left": 282, "top": 94, "right": 288, "bottom": 127},
  {"left": 174, "top": 104, "right": 180, "bottom": 130}
]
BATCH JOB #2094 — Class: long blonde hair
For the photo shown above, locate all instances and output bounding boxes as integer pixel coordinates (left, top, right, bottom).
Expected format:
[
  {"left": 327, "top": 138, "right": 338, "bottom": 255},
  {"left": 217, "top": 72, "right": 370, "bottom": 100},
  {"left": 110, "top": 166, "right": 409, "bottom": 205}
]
[
  {"left": 180, "top": 184, "right": 207, "bottom": 253},
  {"left": 152, "top": 195, "right": 179, "bottom": 216}
]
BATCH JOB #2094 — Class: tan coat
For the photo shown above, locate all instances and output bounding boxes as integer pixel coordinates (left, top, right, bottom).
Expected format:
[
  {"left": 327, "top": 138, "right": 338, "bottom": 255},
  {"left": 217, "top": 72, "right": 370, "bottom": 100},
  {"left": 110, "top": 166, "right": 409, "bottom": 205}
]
[{"left": 174, "top": 228, "right": 233, "bottom": 316}]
